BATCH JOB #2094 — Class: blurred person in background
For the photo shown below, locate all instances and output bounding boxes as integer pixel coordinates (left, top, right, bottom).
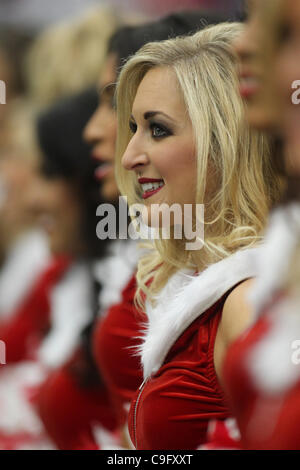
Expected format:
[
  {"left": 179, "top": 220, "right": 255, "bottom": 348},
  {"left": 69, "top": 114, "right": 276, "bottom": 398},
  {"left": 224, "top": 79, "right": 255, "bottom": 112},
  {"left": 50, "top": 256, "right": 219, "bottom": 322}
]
[
  {"left": 222, "top": 0, "right": 300, "bottom": 449},
  {"left": 0, "top": 87, "right": 119, "bottom": 450},
  {"left": 0, "top": 27, "right": 35, "bottom": 152},
  {"left": 141, "top": 0, "right": 240, "bottom": 17},
  {"left": 23, "top": 6, "right": 118, "bottom": 109},
  {"left": 0, "top": 103, "right": 51, "bottom": 319},
  {"left": 0, "top": 4, "right": 119, "bottom": 311},
  {"left": 36, "top": 10, "right": 232, "bottom": 451},
  {"left": 0, "top": 27, "right": 35, "bottom": 102}
]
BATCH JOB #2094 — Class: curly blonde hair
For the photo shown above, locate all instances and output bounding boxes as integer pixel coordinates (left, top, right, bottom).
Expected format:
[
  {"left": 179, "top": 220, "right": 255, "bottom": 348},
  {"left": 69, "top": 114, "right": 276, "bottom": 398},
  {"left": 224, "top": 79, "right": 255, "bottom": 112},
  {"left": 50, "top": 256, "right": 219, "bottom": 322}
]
[{"left": 115, "top": 22, "right": 283, "bottom": 309}]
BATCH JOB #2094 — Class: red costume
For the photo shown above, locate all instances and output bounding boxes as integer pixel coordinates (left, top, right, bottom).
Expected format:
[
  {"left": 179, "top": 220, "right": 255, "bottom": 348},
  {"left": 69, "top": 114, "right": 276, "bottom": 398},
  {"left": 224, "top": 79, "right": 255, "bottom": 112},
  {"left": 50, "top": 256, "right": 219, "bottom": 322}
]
[
  {"left": 0, "top": 255, "right": 71, "bottom": 363},
  {"left": 223, "top": 295, "right": 300, "bottom": 449},
  {"left": 36, "top": 273, "right": 143, "bottom": 449},
  {"left": 93, "top": 274, "right": 144, "bottom": 428},
  {"left": 129, "top": 297, "right": 231, "bottom": 450},
  {"left": 35, "top": 241, "right": 143, "bottom": 449},
  {"left": 0, "top": 254, "right": 71, "bottom": 449},
  {"left": 0, "top": 254, "right": 103, "bottom": 449},
  {"left": 36, "top": 352, "right": 117, "bottom": 450},
  {"left": 222, "top": 204, "right": 300, "bottom": 450},
  {"left": 127, "top": 247, "right": 262, "bottom": 449}
]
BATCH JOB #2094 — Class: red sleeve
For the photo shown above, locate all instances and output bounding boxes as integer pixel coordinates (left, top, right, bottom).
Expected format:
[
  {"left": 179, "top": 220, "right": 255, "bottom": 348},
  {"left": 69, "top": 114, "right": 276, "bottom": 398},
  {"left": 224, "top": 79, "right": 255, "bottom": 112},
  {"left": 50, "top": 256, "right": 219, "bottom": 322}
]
[
  {"left": 92, "top": 274, "right": 145, "bottom": 425},
  {"left": 222, "top": 311, "right": 300, "bottom": 449},
  {"left": 34, "top": 350, "right": 118, "bottom": 450}
]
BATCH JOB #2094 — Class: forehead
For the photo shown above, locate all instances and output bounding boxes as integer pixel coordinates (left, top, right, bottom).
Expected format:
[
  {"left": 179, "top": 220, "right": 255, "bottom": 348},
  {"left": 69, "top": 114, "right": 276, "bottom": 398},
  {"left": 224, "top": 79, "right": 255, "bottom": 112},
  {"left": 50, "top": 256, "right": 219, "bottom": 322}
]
[
  {"left": 98, "top": 53, "right": 117, "bottom": 89},
  {"left": 132, "top": 66, "right": 186, "bottom": 117}
]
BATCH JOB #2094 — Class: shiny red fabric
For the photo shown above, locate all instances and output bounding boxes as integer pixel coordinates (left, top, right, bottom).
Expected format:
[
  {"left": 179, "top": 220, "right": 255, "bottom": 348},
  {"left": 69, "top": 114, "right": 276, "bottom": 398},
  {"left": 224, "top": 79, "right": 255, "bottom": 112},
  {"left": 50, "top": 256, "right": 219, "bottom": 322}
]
[
  {"left": 35, "top": 358, "right": 118, "bottom": 450},
  {"left": 34, "top": 273, "right": 142, "bottom": 450},
  {"left": 223, "top": 294, "right": 300, "bottom": 450},
  {"left": 128, "top": 296, "right": 232, "bottom": 450},
  {"left": 0, "top": 255, "right": 71, "bottom": 363},
  {"left": 92, "top": 274, "right": 145, "bottom": 426}
]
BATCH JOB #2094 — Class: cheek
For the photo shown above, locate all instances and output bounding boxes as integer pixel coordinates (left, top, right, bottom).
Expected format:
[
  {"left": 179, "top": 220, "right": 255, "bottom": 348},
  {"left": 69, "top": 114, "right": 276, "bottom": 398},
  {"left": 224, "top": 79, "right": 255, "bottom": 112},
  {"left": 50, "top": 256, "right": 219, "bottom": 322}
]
[
  {"left": 275, "top": 49, "right": 299, "bottom": 104},
  {"left": 109, "top": 122, "right": 118, "bottom": 150},
  {"left": 158, "top": 143, "right": 196, "bottom": 178}
]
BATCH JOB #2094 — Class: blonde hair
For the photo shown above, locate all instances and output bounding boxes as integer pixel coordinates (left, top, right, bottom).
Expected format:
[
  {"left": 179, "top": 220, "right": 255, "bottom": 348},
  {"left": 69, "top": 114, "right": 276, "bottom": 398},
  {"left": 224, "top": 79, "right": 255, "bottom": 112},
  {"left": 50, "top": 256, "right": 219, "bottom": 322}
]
[
  {"left": 115, "top": 22, "right": 283, "bottom": 308},
  {"left": 24, "top": 6, "right": 118, "bottom": 108}
]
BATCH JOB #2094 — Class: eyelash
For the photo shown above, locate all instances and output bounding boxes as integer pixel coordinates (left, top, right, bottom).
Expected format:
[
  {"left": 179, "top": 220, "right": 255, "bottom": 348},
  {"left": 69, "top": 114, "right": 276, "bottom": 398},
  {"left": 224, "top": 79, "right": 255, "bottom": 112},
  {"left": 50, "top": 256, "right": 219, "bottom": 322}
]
[{"left": 129, "top": 121, "right": 171, "bottom": 139}]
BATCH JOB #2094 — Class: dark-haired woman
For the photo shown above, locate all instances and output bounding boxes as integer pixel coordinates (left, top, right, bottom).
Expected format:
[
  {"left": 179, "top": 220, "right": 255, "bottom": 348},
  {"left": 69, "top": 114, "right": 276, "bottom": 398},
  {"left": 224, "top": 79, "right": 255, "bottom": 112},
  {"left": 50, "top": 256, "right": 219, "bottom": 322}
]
[{"left": 0, "top": 88, "right": 119, "bottom": 449}]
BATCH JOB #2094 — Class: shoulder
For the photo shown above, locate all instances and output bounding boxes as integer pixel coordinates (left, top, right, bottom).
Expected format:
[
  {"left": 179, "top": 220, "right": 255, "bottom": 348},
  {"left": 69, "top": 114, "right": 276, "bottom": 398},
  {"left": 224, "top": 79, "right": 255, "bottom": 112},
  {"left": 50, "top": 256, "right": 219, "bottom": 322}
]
[{"left": 219, "top": 278, "right": 255, "bottom": 347}]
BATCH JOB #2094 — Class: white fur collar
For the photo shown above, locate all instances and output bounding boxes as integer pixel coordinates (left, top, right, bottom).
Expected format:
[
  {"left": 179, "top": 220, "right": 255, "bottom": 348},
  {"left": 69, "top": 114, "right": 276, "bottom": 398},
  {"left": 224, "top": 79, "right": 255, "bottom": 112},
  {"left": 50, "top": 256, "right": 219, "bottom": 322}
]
[
  {"left": 247, "top": 295, "right": 300, "bottom": 395},
  {"left": 248, "top": 202, "right": 300, "bottom": 320},
  {"left": 140, "top": 246, "right": 263, "bottom": 380},
  {"left": 93, "top": 239, "right": 138, "bottom": 316},
  {"left": 0, "top": 230, "right": 50, "bottom": 317},
  {"left": 38, "top": 262, "right": 94, "bottom": 368},
  {"left": 245, "top": 202, "right": 300, "bottom": 394},
  {"left": 39, "top": 240, "right": 139, "bottom": 368}
]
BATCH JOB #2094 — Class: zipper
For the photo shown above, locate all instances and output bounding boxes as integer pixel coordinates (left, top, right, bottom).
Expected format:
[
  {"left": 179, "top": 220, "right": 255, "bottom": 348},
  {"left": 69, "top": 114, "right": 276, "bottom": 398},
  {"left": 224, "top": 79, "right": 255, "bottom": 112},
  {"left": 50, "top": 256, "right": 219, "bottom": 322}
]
[{"left": 133, "top": 377, "right": 147, "bottom": 449}]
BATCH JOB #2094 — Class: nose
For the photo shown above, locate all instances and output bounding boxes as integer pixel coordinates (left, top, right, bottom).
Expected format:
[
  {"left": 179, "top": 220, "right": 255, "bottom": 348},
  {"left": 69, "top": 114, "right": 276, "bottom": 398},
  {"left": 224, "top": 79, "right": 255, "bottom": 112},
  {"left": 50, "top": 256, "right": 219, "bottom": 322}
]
[
  {"left": 233, "top": 29, "right": 248, "bottom": 61},
  {"left": 121, "top": 136, "right": 149, "bottom": 171},
  {"left": 83, "top": 106, "right": 105, "bottom": 145},
  {"left": 234, "top": 23, "right": 256, "bottom": 63}
]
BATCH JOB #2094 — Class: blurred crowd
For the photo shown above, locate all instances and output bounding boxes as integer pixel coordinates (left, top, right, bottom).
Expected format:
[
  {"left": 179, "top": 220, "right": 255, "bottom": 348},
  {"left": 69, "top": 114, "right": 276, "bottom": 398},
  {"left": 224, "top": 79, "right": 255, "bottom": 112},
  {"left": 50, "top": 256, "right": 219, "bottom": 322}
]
[{"left": 0, "top": 0, "right": 299, "bottom": 453}]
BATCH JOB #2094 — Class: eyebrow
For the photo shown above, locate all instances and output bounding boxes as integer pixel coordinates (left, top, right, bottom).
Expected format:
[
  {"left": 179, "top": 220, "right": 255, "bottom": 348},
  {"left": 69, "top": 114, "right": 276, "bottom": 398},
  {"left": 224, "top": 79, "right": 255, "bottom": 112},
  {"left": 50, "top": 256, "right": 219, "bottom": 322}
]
[{"left": 131, "top": 110, "right": 176, "bottom": 123}]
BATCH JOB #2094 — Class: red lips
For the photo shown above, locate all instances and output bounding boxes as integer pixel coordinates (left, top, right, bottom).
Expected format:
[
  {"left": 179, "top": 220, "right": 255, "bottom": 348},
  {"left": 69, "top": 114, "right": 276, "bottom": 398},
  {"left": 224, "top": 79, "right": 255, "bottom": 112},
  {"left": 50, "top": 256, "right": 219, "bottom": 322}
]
[{"left": 138, "top": 177, "right": 164, "bottom": 184}]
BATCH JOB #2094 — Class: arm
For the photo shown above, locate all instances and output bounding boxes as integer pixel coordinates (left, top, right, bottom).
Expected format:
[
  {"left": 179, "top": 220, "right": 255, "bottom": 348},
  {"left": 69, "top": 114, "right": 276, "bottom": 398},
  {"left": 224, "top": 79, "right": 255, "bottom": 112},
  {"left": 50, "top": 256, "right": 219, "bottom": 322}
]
[{"left": 214, "top": 278, "right": 255, "bottom": 386}]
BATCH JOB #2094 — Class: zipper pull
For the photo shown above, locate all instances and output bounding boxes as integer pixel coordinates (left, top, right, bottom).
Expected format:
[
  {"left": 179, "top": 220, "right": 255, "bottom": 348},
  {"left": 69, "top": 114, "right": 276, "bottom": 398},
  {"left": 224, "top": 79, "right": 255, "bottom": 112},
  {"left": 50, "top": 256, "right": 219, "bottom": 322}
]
[{"left": 138, "top": 378, "right": 147, "bottom": 390}]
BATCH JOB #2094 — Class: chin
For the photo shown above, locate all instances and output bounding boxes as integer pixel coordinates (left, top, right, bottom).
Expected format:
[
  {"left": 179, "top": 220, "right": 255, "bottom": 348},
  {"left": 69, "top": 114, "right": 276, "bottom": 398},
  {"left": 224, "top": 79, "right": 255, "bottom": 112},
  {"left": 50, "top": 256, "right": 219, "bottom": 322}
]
[
  {"left": 141, "top": 204, "right": 182, "bottom": 231},
  {"left": 102, "top": 182, "right": 119, "bottom": 202},
  {"left": 247, "top": 107, "right": 276, "bottom": 132}
]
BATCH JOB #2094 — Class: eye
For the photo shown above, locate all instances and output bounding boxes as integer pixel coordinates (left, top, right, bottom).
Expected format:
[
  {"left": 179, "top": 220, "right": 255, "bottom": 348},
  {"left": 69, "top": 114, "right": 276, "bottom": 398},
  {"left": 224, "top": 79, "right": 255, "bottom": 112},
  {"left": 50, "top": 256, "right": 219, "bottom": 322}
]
[
  {"left": 277, "top": 22, "right": 292, "bottom": 45},
  {"left": 99, "top": 84, "right": 116, "bottom": 111},
  {"left": 150, "top": 122, "right": 171, "bottom": 139},
  {"left": 129, "top": 120, "right": 137, "bottom": 134}
]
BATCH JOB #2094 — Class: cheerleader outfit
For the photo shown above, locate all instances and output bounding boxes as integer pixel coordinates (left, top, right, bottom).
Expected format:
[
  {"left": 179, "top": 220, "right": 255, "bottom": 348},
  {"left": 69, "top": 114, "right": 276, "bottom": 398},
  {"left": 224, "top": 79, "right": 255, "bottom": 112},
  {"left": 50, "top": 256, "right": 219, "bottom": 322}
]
[
  {"left": 127, "top": 247, "right": 263, "bottom": 449},
  {"left": 0, "top": 254, "right": 101, "bottom": 449},
  {"left": 36, "top": 240, "right": 143, "bottom": 449},
  {"left": 0, "top": 230, "right": 51, "bottom": 319},
  {"left": 223, "top": 203, "right": 300, "bottom": 449}
]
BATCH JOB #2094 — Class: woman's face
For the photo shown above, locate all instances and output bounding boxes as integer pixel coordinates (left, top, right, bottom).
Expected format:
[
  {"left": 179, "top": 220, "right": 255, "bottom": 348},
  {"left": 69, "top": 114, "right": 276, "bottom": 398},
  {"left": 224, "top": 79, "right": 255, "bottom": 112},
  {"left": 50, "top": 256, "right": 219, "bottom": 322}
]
[
  {"left": 274, "top": 0, "right": 300, "bottom": 175},
  {"left": 121, "top": 66, "right": 197, "bottom": 227},
  {"left": 83, "top": 53, "right": 119, "bottom": 202},
  {"left": 234, "top": 0, "right": 280, "bottom": 130}
]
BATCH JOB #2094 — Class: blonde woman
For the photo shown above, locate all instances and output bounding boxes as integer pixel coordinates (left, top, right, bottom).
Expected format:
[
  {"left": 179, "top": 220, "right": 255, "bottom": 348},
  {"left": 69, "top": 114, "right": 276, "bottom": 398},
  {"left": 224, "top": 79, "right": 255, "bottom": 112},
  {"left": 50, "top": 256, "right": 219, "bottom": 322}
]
[{"left": 115, "top": 22, "right": 282, "bottom": 449}]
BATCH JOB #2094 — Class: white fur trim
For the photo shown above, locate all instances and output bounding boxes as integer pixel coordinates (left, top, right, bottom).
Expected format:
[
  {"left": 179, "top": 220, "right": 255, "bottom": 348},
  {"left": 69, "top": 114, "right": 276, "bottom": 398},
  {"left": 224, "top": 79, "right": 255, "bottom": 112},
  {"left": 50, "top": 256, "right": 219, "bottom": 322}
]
[
  {"left": 249, "top": 203, "right": 300, "bottom": 319},
  {"left": 0, "top": 230, "right": 50, "bottom": 317},
  {"left": 93, "top": 240, "right": 138, "bottom": 317},
  {"left": 0, "top": 362, "right": 47, "bottom": 435},
  {"left": 247, "top": 296, "right": 300, "bottom": 394},
  {"left": 0, "top": 361, "right": 57, "bottom": 448},
  {"left": 140, "top": 247, "right": 262, "bottom": 379},
  {"left": 37, "top": 262, "right": 94, "bottom": 368}
]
